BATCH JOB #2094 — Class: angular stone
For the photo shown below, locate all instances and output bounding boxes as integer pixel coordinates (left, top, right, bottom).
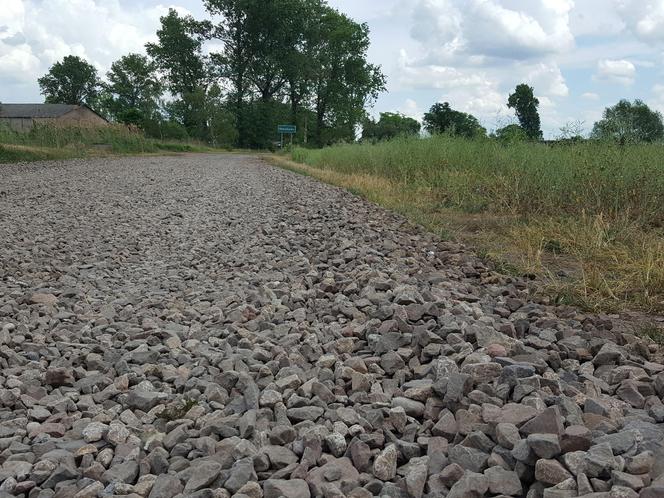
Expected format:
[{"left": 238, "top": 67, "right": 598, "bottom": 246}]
[
  {"left": 527, "top": 434, "right": 562, "bottom": 459},
  {"left": 373, "top": 444, "right": 398, "bottom": 481},
  {"left": 447, "top": 472, "right": 488, "bottom": 498},
  {"left": 520, "top": 406, "right": 564, "bottom": 436},
  {"left": 535, "top": 459, "right": 573, "bottom": 485},
  {"left": 148, "top": 475, "right": 183, "bottom": 498},
  {"left": 225, "top": 458, "right": 256, "bottom": 494},
  {"left": 102, "top": 461, "right": 139, "bottom": 484},
  {"left": 184, "top": 461, "right": 222, "bottom": 492},
  {"left": 287, "top": 406, "right": 324, "bottom": 422},
  {"left": 448, "top": 445, "right": 489, "bottom": 473},
  {"left": 560, "top": 425, "right": 592, "bottom": 453},
  {"left": 263, "top": 479, "right": 310, "bottom": 498},
  {"left": 484, "top": 466, "right": 523, "bottom": 496},
  {"left": 496, "top": 423, "right": 521, "bottom": 450}
]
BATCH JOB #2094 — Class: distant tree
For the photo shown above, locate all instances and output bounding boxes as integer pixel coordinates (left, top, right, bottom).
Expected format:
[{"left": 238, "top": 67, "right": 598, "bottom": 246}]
[
  {"left": 146, "top": 9, "right": 210, "bottom": 138},
  {"left": 507, "top": 84, "right": 542, "bottom": 140},
  {"left": 104, "top": 53, "right": 162, "bottom": 125},
  {"left": 423, "top": 102, "right": 486, "bottom": 138},
  {"left": 591, "top": 99, "right": 664, "bottom": 143},
  {"left": 362, "top": 112, "right": 420, "bottom": 141},
  {"left": 493, "top": 124, "right": 528, "bottom": 143},
  {"left": 204, "top": 0, "right": 319, "bottom": 147},
  {"left": 307, "top": 5, "right": 386, "bottom": 146},
  {"left": 38, "top": 55, "right": 100, "bottom": 106}
]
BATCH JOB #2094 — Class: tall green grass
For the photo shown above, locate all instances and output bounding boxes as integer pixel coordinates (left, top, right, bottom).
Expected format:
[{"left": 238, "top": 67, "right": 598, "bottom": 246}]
[
  {"left": 0, "top": 123, "right": 212, "bottom": 163},
  {"left": 293, "top": 135, "right": 664, "bottom": 227}
]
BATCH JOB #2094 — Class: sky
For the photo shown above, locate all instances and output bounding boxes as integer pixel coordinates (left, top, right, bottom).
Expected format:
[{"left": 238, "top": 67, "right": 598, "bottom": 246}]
[{"left": 2, "top": 0, "right": 664, "bottom": 137}]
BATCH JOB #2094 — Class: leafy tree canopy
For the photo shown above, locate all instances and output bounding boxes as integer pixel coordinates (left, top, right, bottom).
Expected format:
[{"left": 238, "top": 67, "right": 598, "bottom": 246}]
[
  {"left": 362, "top": 112, "right": 420, "bottom": 141},
  {"left": 38, "top": 55, "right": 100, "bottom": 106},
  {"left": 591, "top": 99, "right": 664, "bottom": 143},
  {"left": 423, "top": 102, "right": 486, "bottom": 138},
  {"left": 104, "top": 53, "right": 162, "bottom": 125},
  {"left": 147, "top": 9, "right": 211, "bottom": 136},
  {"left": 507, "top": 84, "right": 542, "bottom": 140}
]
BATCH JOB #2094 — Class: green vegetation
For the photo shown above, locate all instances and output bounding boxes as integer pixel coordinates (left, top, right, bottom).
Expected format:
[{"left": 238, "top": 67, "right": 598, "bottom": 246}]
[
  {"left": 38, "top": 55, "right": 100, "bottom": 106},
  {"left": 159, "top": 398, "right": 199, "bottom": 421},
  {"left": 287, "top": 135, "right": 664, "bottom": 313},
  {"left": 101, "top": 54, "right": 163, "bottom": 127},
  {"left": 592, "top": 99, "right": 664, "bottom": 143},
  {"left": 423, "top": 102, "right": 486, "bottom": 138},
  {"left": 35, "top": 1, "right": 385, "bottom": 149},
  {"left": 507, "top": 84, "right": 542, "bottom": 140},
  {"left": 0, "top": 123, "right": 214, "bottom": 164},
  {"left": 639, "top": 323, "right": 664, "bottom": 345},
  {"left": 362, "top": 112, "right": 421, "bottom": 142}
]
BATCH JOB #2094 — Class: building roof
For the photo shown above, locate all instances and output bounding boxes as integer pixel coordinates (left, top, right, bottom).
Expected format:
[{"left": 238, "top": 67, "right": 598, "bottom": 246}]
[{"left": 0, "top": 103, "right": 90, "bottom": 119}]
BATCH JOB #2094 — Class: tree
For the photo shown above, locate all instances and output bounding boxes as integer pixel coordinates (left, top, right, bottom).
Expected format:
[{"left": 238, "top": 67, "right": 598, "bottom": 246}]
[
  {"left": 38, "top": 55, "right": 100, "bottom": 106},
  {"left": 104, "top": 54, "right": 162, "bottom": 125},
  {"left": 146, "top": 9, "right": 210, "bottom": 138},
  {"left": 591, "top": 99, "right": 664, "bottom": 143},
  {"left": 204, "top": 0, "right": 385, "bottom": 147},
  {"left": 423, "top": 102, "right": 486, "bottom": 138},
  {"left": 493, "top": 124, "right": 528, "bottom": 143},
  {"left": 204, "top": 0, "right": 253, "bottom": 146},
  {"left": 507, "top": 84, "right": 542, "bottom": 140},
  {"left": 309, "top": 5, "right": 385, "bottom": 145},
  {"left": 205, "top": 0, "right": 309, "bottom": 147},
  {"left": 362, "top": 112, "right": 420, "bottom": 141}
]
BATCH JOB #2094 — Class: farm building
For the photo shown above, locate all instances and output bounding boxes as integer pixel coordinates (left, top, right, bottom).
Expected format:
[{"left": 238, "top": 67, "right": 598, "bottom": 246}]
[{"left": 0, "top": 104, "right": 108, "bottom": 132}]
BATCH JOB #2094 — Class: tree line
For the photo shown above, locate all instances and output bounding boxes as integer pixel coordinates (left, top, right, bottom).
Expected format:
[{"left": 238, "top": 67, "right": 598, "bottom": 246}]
[
  {"left": 37, "top": 0, "right": 385, "bottom": 148},
  {"left": 37, "top": 0, "right": 663, "bottom": 148},
  {"left": 362, "top": 83, "right": 664, "bottom": 144}
]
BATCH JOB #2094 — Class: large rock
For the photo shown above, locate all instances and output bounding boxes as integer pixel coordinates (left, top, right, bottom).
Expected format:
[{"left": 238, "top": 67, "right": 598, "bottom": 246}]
[
  {"left": 184, "top": 461, "right": 222, "bottom": 492},
  {"left": 307, "top": 458, "right": 359, "bottom": 496},
  {"left": 148, "top": 475, "right": 183, "bottom": 498},
  {"left": 373, "top": 444, "right": 398, "bottom": 481},
  {"left": 263, "top": 479, "right": 310, "bottom": 498}
]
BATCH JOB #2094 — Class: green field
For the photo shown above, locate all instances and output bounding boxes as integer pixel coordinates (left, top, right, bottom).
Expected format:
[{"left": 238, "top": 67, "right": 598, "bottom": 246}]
[
  {"left": 0, "top": 124, "right": 213, "bottom": 164},
  {"left": 288, "top": 135, "right": 664, "bottom": 313}
]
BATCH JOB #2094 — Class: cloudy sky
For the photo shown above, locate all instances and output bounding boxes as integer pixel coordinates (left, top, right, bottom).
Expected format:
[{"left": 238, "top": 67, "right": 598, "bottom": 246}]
[{"left": 2, "top": 0, "right": 664, "bottom": 137}]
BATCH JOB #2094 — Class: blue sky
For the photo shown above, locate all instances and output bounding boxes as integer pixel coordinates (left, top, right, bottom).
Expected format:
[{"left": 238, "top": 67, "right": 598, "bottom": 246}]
[{"left": 2, "top": 0, "right": 664, "bottom": 137}]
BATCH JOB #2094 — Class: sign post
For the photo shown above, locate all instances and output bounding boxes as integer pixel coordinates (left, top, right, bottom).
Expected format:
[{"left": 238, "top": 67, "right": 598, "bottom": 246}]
[{"left": 277, "top": 125, "right": 297, "bottom": 148}]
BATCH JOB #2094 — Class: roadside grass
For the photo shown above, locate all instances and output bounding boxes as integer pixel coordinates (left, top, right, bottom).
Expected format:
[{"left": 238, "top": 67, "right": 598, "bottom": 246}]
[
  {"left": 273, "top": 135, "right": 664, "bottom": 314},
  {"left": 0, "top": 143, "right": 78, "bottom": 163},
  {"left": 639, "top": 323, "right": 664, "bottom": 345},
  {"left": 0, "top": 124, "right": 218, "bottom": 164}
]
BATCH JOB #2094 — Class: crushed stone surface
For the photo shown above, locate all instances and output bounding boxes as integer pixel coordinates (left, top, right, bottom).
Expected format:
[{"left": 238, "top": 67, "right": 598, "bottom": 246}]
[{"left": 0, "top": 154, "right": 663, "bottom": 498}]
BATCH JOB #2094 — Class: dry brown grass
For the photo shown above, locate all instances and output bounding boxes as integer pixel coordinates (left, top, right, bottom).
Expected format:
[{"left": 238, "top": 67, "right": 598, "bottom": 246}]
[{"left": 269, "top": 155, "right": 664, "bottom": 315}]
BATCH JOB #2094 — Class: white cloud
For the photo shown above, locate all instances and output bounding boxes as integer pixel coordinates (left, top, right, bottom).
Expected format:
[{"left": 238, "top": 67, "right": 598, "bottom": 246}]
[
  {"left": 571, "top": 0, "right": 624, "bottom": 37},
  {"left": 410, "top": 0, "right": 574, "bottom": 63},
  {"left": 398, "top": 98, "right": 423, "bottom": 121},
  {"left": 524, "top": 62, "right": 569, "bottom": 97},
  {"left": 595, "top": 59, "right": 636, "bottom": 85},
  {"left": 651, "top": 84, "right": 664, "bottom": 113},
  {"left": 581, "top": 92, "right": 600, "bottom": 100},
  {"left": 463, "top": 0, "right": 575, "bottom": 59},
  {"left": 616, "top": 0, "right": 664, "bottom": 43},
  {"left": 0, "top": 0, "right": 189, "bottom": 100},
  {"left": 399, "top": 0, "right": 574, "bottom": 134}
]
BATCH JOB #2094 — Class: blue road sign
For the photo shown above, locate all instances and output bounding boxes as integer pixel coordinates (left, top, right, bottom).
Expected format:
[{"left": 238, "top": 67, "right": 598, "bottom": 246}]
[{"left": 278, "top": 124, "right": 297, "bottom": 134}]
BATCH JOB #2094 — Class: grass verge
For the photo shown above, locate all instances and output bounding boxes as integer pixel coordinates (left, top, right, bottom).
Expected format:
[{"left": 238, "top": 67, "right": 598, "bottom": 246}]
[
  {"left": 0, "top": 124, "right": 220, "bottom": 164},
  {"left": 271, "top": 137, "right": 664, "bottom": 315}
]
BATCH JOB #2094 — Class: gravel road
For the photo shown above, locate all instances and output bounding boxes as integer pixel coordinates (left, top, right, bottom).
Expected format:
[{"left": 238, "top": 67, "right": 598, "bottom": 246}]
[{"left": 1, "top": 154, "right": 663, "bottom": 498}]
